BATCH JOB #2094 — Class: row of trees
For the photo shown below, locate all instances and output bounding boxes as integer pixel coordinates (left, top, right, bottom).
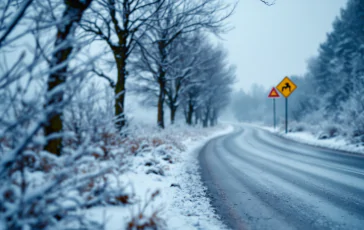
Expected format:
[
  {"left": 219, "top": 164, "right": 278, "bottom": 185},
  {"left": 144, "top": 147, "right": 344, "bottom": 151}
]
[
  {"left": 134, "top": 33, "right": 236, "bottom": 128},
  {"left": 232, "top": 0, "right": 364, "bottom": 142},
  {"left": 79, "top": 0, "right": 236, "bottom": 130}
]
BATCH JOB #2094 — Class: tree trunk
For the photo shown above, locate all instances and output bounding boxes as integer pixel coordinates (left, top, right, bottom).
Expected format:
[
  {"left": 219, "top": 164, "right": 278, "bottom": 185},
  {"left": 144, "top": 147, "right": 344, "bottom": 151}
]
[
  {"left": 184, "top": 107, "right": 188, "bottom": 124},
  {"left": 194, "top": 109, "right": 199, "bottom": 125},
  {"left": 108, "top": 0, "right": 130, "bottom": 131},
  {"left": 114, "top": 53, "right": 126, "bottom": 130},
  {"left": 170, "top": 105, "right": 176, "bottom": 125},
  {"left": 157, "top": 78, "right": 166, "bottom": 128},
  {"left": 44, "top": 0, "right": 92, "bottom": 156},
  {"left": 157, "top": 40, "right": 167, "bottom": 128},
  {"left": 210, "top": 109, "right": 216, "bottom": 126},
  {"left": 210, "top": 118, "right": 216, "bottom": 126},
  {"left": 186, "top": 100, "right": 193, "bottom": 125},
  {"left": 202, "top": 107, "right": 209, "bottom": 128},
  {"left": 213, "top": 110, "right": 218, "bottom": 126},
  {"left": 202, "top": 119, "right": 208, "bottom": 128}
]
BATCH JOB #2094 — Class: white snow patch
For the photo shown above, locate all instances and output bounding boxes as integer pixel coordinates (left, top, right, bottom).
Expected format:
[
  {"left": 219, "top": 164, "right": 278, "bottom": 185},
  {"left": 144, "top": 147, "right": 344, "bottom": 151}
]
[
  {"left": 259, "top": 125, "right": 364, "bottom": 155},
  {"left": 87, "top": 125, "right": 234, "bottom": 230}
]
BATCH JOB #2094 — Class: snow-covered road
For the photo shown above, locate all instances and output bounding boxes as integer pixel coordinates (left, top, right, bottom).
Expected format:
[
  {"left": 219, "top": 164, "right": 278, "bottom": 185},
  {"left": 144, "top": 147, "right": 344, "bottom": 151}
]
[{"left": 199, "top": 125, "right": 364, "bottom": 230}]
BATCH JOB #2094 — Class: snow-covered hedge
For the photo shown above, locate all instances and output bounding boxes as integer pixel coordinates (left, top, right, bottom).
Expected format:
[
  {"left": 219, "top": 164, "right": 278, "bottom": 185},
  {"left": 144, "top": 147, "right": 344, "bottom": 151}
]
[{"left": 1, "top": 122, "right": 230, "bottom": 229}]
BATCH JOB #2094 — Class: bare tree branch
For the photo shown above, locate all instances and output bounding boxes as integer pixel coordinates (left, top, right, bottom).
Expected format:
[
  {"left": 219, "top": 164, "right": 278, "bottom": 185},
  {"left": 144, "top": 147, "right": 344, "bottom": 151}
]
[
  {"left": 260, "top": 0, "right": 276, "bottom": 6},
  {"left": 0, "top": 0, "right": 33, "bottom": 47}
]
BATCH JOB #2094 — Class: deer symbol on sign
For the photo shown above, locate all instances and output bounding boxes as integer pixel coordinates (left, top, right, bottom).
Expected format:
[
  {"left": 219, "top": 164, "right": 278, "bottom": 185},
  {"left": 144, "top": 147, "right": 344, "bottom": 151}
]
[{"left": 282, "top": 83, "right": 291, "bottom": 92}]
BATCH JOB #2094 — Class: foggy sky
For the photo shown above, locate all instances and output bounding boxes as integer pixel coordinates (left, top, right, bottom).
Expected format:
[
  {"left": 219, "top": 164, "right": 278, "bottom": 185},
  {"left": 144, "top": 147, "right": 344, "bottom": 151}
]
[{"left": 223, "top": 0, "right": 348, "bottom": 92}]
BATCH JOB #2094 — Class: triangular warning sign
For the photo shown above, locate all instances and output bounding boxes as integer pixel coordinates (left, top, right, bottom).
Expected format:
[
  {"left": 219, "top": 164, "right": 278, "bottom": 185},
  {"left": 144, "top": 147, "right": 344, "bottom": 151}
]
[{"left": 268, "top": 87, "right": 280, "bottom": 98}]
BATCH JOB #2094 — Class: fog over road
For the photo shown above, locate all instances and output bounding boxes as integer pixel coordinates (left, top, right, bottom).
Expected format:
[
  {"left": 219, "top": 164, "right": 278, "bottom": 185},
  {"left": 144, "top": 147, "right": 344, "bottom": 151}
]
[{"left": 199, "top": 125, "right": 364, "bottom": 230}]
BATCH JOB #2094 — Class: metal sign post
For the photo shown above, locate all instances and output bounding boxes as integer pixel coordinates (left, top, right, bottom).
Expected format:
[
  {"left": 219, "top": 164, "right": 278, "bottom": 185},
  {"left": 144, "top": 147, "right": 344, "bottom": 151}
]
[
  {"left": 276, "top": 76, "right": 297, "bottom": 134},
  {"left": 268, "top": 87, "right": 280, "bottom": 129},
  {"left": 285, "top": 98, "right": 288, "bottom": 133},
  {"left": 273, "top": 98, "right": 276, "bottom": 129}
]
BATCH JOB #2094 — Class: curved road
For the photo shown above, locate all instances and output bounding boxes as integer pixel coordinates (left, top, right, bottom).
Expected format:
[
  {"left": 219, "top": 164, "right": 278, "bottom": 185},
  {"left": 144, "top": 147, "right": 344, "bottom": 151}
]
[{"left": 199, "top": 125, "right": 364, "bottom": 230}]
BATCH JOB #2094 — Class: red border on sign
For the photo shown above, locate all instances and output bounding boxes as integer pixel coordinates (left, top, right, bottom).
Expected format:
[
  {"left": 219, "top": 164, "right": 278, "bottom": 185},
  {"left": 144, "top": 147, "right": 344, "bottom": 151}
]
[{"left": 268, "top": 87, "right": 280, "bottom": 98}]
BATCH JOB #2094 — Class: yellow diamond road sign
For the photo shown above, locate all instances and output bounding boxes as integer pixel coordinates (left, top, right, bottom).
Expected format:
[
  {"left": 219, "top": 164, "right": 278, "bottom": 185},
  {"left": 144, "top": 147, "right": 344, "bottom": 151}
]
[{"left": 276, "top": 76, "right": 297, "bottom": 98}]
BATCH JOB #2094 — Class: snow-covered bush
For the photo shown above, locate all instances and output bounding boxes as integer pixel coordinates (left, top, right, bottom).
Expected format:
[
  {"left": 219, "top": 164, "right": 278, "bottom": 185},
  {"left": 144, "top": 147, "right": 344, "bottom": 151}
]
[
  {"left": 126, "top": 190, "right": 166, "bottom": 230},
  {"left": 0, "top": 1, "right": 130, "bottom": 228},
  {"left": 288, "top": 121, "right": 306, "bottom": 133},
  {"left": 317, "top": 124, "right": 342, "bottom": 140},
  {"left": 0, "top": 84, "right": 133, "bottom": 229},
  {"left": 1, "top": 140, "right": 116, "bottom": 229}
]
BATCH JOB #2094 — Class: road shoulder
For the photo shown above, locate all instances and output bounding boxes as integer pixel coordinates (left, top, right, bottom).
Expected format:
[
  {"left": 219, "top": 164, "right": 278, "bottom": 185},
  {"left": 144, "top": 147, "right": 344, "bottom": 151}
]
[{"left": 255, "top": 124, "right": 364, "bottom": 155}]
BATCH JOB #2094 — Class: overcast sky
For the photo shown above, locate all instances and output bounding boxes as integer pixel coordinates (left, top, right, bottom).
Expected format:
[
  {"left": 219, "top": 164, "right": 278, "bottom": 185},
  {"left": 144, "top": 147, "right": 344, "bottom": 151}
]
[{"left": 222, "top": 0, "right": 348, "bottom": 92}]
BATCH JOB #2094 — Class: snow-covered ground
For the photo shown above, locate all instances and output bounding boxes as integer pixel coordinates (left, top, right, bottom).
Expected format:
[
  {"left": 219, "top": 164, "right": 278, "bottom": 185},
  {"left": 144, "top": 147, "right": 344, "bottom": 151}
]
[
  {"left": 87, "top": 124, "right": 234, "bottom": 230},
  {"left": 259, "top": 125, "right": 364, "bottom": 155}
]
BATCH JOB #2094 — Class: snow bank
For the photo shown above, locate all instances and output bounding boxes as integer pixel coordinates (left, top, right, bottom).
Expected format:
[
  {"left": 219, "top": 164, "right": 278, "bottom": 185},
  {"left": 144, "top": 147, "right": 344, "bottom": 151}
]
[
  {"left": 87, "top": 124, "right": 234, "bottom": 230},
  {"left": 260, "top": 125, "right": 364, "bottom": 155}
]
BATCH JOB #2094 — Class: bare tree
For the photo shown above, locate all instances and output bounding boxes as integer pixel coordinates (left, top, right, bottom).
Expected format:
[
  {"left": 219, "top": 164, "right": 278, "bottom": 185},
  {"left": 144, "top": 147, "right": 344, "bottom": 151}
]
[
  {"left": 42, "top": 0, "right": 93, "bottom": 155},
  {"left": 163, "top": 33, "right": 210, "bottom": 124},
  {"left": 80, "top": 0, "right": 164, "bottom": 130}
]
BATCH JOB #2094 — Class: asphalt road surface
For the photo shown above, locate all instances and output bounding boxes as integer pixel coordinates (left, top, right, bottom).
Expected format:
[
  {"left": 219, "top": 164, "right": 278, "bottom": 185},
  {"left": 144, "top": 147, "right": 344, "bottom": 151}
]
[{"left": 199, "top": 125, "right": 364, "bottom": 230}]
